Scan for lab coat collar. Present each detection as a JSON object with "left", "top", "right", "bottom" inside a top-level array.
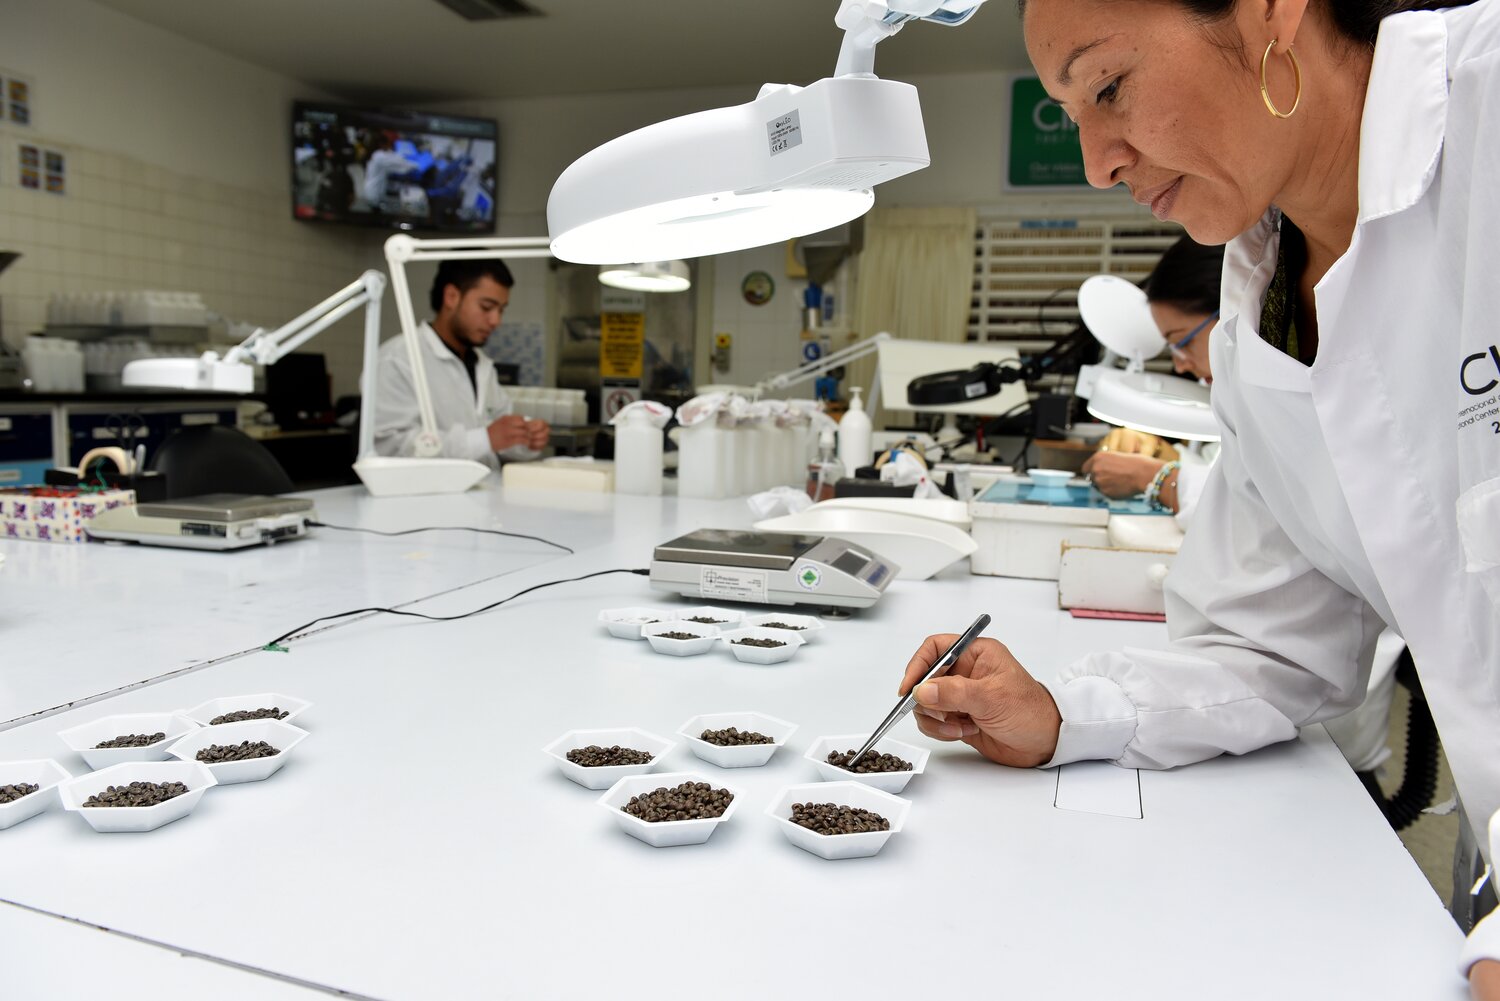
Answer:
[
  {"left": 418, "top": 320, "right": 472, "bottom": 370},
  {"left": 1357, "top": 11, "right": 1448, "bottom": 224}
]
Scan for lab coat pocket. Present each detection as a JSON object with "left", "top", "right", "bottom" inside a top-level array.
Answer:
[{"left": 1456, "top": 477, "right": 1500, "bottom": 606}]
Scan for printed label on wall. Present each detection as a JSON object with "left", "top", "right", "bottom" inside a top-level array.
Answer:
[
  {"left": 600, "top": 312, "right": 645, "bottom": 380},
  {"left": 701, "top": 566, "right": 769, "bottom": 603}
]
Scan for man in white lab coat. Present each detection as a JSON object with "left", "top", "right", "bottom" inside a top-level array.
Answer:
[{"left": 373, "top": 258, "right": 548, "bottom": 469}]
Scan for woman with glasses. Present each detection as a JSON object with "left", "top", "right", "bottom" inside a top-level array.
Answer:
[
  {"left": 1081, "top": 236, "right": 1223, "bottom": 523},
  {"left": 896, "top": 0, "right": 1500, "bottom": 989}
]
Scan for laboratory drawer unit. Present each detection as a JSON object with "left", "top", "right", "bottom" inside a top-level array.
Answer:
[{"left": 0, "top": 407, "right": 55, "bottom": 486}]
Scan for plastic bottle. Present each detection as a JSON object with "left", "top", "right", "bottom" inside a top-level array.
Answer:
[
  {"left": 837, "top": 386, "right": 873, "bottom": 475},
  {"left": 805, "top": 428, "right": 845, "bottom": 502},
  {"left": 611, "top": 400, "right": 670, "bottom": 495}
]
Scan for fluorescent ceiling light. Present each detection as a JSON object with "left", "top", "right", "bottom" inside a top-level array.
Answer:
[
  {"left": 599, "top": 261, "right": 691, "bottom": 293},
  {"left": 546, "top": 2, "right": 992, "bottom": 263}
]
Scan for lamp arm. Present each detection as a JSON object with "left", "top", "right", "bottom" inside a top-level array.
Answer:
[
  {"left": 222, "top": 272, "right": 386, "bottom": 368},
  {"left": 755, "top": 331, "right": 891, "bottom": 396},
  {"left": 833, "top": 0, "right": 989, "bottom": 77},
  {"left": 383, "top": 234, "right": 553, "bottom": 458}
]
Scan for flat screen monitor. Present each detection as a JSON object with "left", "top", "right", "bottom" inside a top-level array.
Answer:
[{"left": 292, "top": 102, "right": 497, "bottom": 233}]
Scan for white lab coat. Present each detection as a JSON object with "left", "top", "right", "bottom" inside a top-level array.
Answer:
[
  {"left": 1170, "top": 442, "right": 1215, "bottom": 530},
  {"left": 362, "top": 149, "right": 409, "bottom": 207},
  {"left": 373, "top": 321, "right": 537, "bottom": 470},
  {"left": 1037, "top": 2, "right": 1500, "bottom": 969}
]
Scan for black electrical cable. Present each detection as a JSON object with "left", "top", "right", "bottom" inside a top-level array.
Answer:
[
  {"left": 307, "top": 520, "right": 573, "bottom": 555},
  {"left": 1377, "top": 648, "right": 1442, "bottom": 832},
  {"left": 263, "top": 567, "right": 649, "bottom": 650}
]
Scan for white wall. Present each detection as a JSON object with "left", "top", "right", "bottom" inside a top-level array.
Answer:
[{"left": 0, "top": 0, "right": 384, "bottom": 397}]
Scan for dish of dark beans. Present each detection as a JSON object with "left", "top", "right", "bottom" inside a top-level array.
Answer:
[
  {"left": 758, "top": 622, "right": 806, "bottom": 630},
  {"left": 196, "top": 740, "right": 280, "bottom": 764},
  {"left": 732, "top": 637, "right": 786, "bottom": 649},
  {"left": 210, "top": 707, "right": 289, "bottom": 725},
  {"left": 567, "top": 744, "right": 654, "bottom": 767},
  {"left": 699, "top": 726, "right": 774, "bottom": 746},
  {"left": 0, "top": 783, "right": 39, "bottom": 805},
  {"left": 621, "top": 781, "right": 733, "bottom": 822},
  {"left": 93, "top": 732, "right": 167, "bottom": 750},
  {"left": 789, "top": 802, "right": 890, "bottom": 835},
  {"left": 826, "top": 749, "right": 913, "bottom": 773},
  {"left": 82, "top": 781, "right": 189, "bottom": 808},
  {"left": 655, "top": 631, "right": 703, "bottom": 641},
  {"left": 685, "top": 616, "right": 729, "bottom": 624}
]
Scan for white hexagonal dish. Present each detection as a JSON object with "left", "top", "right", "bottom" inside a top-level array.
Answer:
[
  {"left": 166, "top": 719, "right": 309, "bottom": 784},
  {"left": 597, "top": 771, "right": 742, "bottom": 848},
  {"left": 543, "top": 728, "right": 676, "bottom": 790},
  {"left": 675, "top": 712, "right": 798, "bottom": 768},
  {"left": 766, "top": 781, "right": 911, "bottom": 860},
  {"left": 58, "top": 761, "right": 217, "bottom": 833}
]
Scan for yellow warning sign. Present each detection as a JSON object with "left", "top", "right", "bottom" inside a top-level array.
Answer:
[{"left": 600, "top": 312, "right": 645, "bottom": 381}]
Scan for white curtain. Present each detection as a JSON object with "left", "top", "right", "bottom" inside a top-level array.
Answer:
[{"left": 848, "top": 206, "right": 977, "bottom": 426}]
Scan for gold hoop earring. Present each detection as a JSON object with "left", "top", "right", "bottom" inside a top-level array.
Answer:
[{"left": 1260, "top": 39, "right": 1303, "bottom": 119}]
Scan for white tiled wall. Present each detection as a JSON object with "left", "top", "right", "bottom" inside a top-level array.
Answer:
[{"left": 0, "top": 126, "right": 388, "bottom": 398}]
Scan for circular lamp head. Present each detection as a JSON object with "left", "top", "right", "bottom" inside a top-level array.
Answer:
[
  {"left": 1086, "top": 370, "right": 1219, "bottom": 442},
  {"left": 1078, "top": 275, "right": 1164, "bottom": 364},
  {"left": 598, "top": 261, "right": 692, "bottom": 293}
]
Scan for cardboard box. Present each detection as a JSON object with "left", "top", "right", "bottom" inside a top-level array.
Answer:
[{"left": 0, "top": 487, "right": 136, "bottom": 543}]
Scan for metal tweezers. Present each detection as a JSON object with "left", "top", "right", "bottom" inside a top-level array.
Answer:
[{"left": 847, "top": 613, "right": 991, "bottom": 768}]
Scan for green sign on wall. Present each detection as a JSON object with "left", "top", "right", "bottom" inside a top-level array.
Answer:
[{"left": 1007, "top": 76, "right": 1088, "bottom": 188}]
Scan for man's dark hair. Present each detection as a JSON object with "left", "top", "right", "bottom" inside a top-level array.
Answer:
[
  {"left": 429, "top": 258, "right": 514, "bottom": 313},
  {"left": 1144, "top": 236, "right": 1224, "bottom": 316}
]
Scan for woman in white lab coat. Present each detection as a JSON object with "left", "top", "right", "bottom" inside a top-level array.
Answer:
[
  {"left": 1082, "top": 236, "right": 1224, "bottom": 528},
  {"left": 897, "top": 0, "right": 1500, "bottom": 992}
]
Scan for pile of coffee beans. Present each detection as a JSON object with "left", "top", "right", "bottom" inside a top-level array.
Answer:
[
  {"left": 621, "top": 781, "right": 733, "bottom": 822},
  {"left": 699, "top": 726, "right": 774, "bottom": 746},
  {"left": 0, "top": 783, "right": 39, "bottom": 804},
  {"left": 789, "top": 802, "right": 890, "bottom": 835},
  {"left": 655, "top": 630, "right": 703, "bottom": 641},
  {"left": 94, "top": 732, "right": 166, "bottom": 749},
  {"left": 758, "top": 621, "right": 806, "bottom": 630},
  {"left": 567, "top": 744, "right": 653, "bottom": 767},
  {"left": 685, "top": 615, "right": 729, "bottom": 624},
  {"left": 196, "top": 740, "right": 280, "bottom": 764},
  {"left": 826, "top": 749, "right": 913, "bottom": 773},
  {"left": 732, "top": 638, "right": 786, "bottom": 649},
  {"left": 82, "top": 781, "right": 189, "bottom": 808},
  {"left": 210, "top": 707, "right": 289, "bottom": 725}
]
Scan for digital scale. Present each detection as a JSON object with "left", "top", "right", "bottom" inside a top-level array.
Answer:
[
  {"left": 86, "top": 494, "right": 315, "bottom": 550},
  {"left": 649, "top": 529, "right": 898, "bottom": 611}
]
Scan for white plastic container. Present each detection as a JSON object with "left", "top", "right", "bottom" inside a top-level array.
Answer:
[
  {"left": 0, "top": 759, "right": 72, "bottom": 831},
  {"left": 837, "top": 386, "right": 873, "bottom": 474},
  {"left": 542, "top": 727, "right": 676, "bottom": 790},
  {"left": 675, "top": 712, "right": 798, "bottom": 768},
  {"left": 611, "top": 400, "right": 670, "bottom": 496},
  {"left": 58, "top": 761, "right": 217, "bottom": 833},
  {"left": 766, "top": 781, "right": 911, "bottom": 860},
  {"left": 719, "top": 627, "right": 806, "bottom": 665},
  {"left": 642, "top": 621, "right": 720, "bottom": 657},
  {"left": 166, "top": 719, "right": 309, "bottom": 784},
  {"left": 596, "top": 771, "right": 742, "bottom": 847},
  {"left": 598, "top": 606, "right": 673, "bottom": 640},
  {"left": 58, "top": 713, "right": 201, "bottom": 771},
  {"left": 180, "top": 692, "right": 312, "bottom": 728},
  {"left": 803, "top": 734, "right": 930, "bottom": 794}
]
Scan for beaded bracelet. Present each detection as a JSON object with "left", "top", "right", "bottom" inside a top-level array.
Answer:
[{"left": 1144, "top": 461, "right": 1181, "bottom": 511}]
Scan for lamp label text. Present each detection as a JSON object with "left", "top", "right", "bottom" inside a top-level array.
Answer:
[{"left": 766, "top": 110, "right": 803, "bottom": 156}]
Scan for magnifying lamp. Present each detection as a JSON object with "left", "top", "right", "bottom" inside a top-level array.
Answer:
[
  {"left": 598, "top": 261, "right": 691, "bottom": 293},
  {"left": 546, "top": 1, "right": 990, "bottom": 263},
  {"left": 1075, "top": 273, "right": 1219, "bottom": 442}
]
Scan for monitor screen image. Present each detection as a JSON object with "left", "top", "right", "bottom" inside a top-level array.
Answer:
[{"left": 292, "top": 102, "right": 497, "bottom": 233}]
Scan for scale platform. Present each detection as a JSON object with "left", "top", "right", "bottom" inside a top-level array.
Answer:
[
  {"left": 649, "top": 529, "right": 897, "bottom": 611},
  {"left": 86, "top": 493, "right": 315, "bottom": 550}
]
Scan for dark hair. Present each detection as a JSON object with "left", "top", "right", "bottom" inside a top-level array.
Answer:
[
  {"left": 429, "top": 258, "right": 514, "bottom": 313},
  {"left": 1019, "top": 0, "right": 1480, "bottom": 46},
  {"left": 1143, "top": 235, "right": 1224, "bottom": 315}
]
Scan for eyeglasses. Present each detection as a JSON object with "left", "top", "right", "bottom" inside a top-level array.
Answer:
[{"left": 1169, "top": 310, "right": 1219, "bottom": 356}]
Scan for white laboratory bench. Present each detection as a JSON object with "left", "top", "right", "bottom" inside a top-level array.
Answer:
[{"left": 0, "top": 482, "right": 1468, "bottom": 999}]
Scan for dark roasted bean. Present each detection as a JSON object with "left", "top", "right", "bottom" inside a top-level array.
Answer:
[
  {"left": 685, "top": 616, "right": 727, "bottom": 624},
  {"left": 655, "top": 631, "right": 704, "bottom": 641},
  {"left": 81, "top": 781, "right": 189, "bottom": 808},
  {"left": 93, "top": 732, "right": 167, "bottom": 749},
  {"left": 0, "top": 783, "right": 39, "bottom": 805},
  {"left": 789, "top": 802, "right": 890, "bottom": 835},
  {"left": 758, "top": 621, "right": 806, "bottom": 630},
  {"left": 731, "top": 638, "right": 786, "bottom": 649},
  {"left": 620, "top": 781, "right": 733, "bottom": 822},
  {"left": 699, "top": 726, "right": 774, "bottom": 746},
  {"left": 195, "top": 741, "right": 280, "bottom": 764},
  {"left": 209, "top": 707, "right": 289, "bottom": 725},
  {"left": 566, "top": 744, "right": 654, "bottom": 767},
  {"left": 826, "top": 749, "right": 913, "bottom": 774}
]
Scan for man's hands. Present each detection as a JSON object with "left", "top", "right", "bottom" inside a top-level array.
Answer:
[
  {"left": 1081, "top": 451, "right": 1163, "bottom": 499},
  {"left": 487, "top": 415, "right": 550, "bottom": 453},
  {"left": 898, "top": 635, "right": 1063, "bottom": 768}
]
